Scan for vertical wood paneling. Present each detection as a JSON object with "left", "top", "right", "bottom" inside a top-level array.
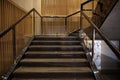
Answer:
[
  {"left": 67, "top": 0, "right": 81, "bottom": 14},
  {"left": 0, "top": 0, "right": 32, "bottom": 77},
  {"left": 41, "top": 0, "right": 94, "bottom": 35},
  {"left": 41, "top": 0, "right": 67, "bottom": 16},
  {"left": 67, "top": 13, "right": 80, "bottom": 34},
  {"left": 43, "top": 18, "right": 65, "bottom": 35}
]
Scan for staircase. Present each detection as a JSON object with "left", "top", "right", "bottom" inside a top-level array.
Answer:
[{"left": 11, "top": 34, "right": 96, "bottom": 80}]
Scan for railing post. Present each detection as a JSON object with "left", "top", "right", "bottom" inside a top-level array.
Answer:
[
  {"left": 119, "top": 40, "right": 120, "bottom": 51},
  {"left": 41, "top": 17, "right": 43, "bottom": 35},
  {"left": 80, "top": 2, "right": 83, "bottom": 30},
  {"left": 92, "top": 29, "right": 95, "bottom": 59},
  {"left": 33, "top": 10, "right": 35, "bottom": 36},
  {"left": 80, "top": 12, "right": 83, "bottom": 30},
  {"left": 65, "top": 18, "right": 67, "bottom": 34},
  {"left": 12, "top": 27, "right": 16, "bottom": 63},
  {"left": 92, "top": 0, "right": 94, "bottom": 12}
]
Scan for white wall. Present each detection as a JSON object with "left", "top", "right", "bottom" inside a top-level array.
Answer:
[
  {"left": 10, "top": 0, "right": 33, "bottom": 11},
  {"left": 33, "top": 0, "right": 41, "bottom": 14},
  {"left": 10, "top": 0, "right": 42, "bottom": 35},
  {"left": 33, "top": 0, "right": 42, "bottom": 35}
]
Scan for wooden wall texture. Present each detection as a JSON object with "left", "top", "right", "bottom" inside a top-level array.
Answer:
[
  {"left": 41, "top": 0, "right": 67, "bottom": 16},
  {"left": 0, "top": 0, "right": 32, "bottom": 77},
  {"left": 41, "top": 0, "right": 94, "bottom": 35}
]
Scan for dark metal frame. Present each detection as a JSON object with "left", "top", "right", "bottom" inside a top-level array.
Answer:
[
  {"left": 80, "top": 0, "right": 120, "bottom": 79},
  {"left": 81, "top": 38, "right": 104, "bottom": 80},
  {"left": 81, "top": 11, "right": 120, "bottom": 59}
]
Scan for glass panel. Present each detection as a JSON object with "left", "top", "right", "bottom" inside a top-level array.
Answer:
[
  {"left": 67, "top": 13, "right": 80, "bottom": 34},
  {"left": 0, "top": 30, "right": 13, "bottom": 76},
  {"left": 42, "top": 18, "right": 65, "bottom": 36},
  {"left": 35, "top": 12, "right": 42, "bottom": 35},
  {"left": 16, "top": 12, "right": 33, "bottom": 57},
  {"left": 82, "top": 12, "right": 120, "bottom": 71}
]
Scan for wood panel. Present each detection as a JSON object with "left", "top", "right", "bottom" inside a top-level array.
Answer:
[
  {"left": 0, "top": 0, "right": 32, "bottom": 77},
  {"left": 43, "top": 18, "right": 66, "bottom": 36},
  {"left": 67, "top": 13, "right": 80, "bottom": 34},
  {"left": 41, "top": 0, "right": 94, "bottom": 35},
  {"left": 67, "top": 0, "right": 81, "bottom": 14},
  {"left": 41, "top": 0, "right": 67, "bottom": 16}
]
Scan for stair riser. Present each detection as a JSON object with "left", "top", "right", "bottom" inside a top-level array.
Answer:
[
  {"left": 20, "top": 62, "right": 90, "bottom": 67},
  {"left": 13, "top": 72, "right": 93, "bottom": 78},
  {"left": 28, "top": 47, "right": 84, "bottom": 51},
  {"left": 24, "top": 54, "right": 86, "bottom": 58},
  {"left": 69, "top": 32, "right": 79, "bottom": 36},
  {"left": 31, "top": 42, "right": 81, "bottom": 45},
  {"left": 69, "top": 33, "right": 79, "bottom": 36},
  {"left": 34, "top": 38, "right": 80, "bottom": 41}
]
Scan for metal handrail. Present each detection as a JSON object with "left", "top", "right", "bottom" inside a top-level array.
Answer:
[
  {"left": 81, "top": 11, "right": 120, "bottom": 59},
  {"left": 42, "top": 16, "right": 66, "bottom": 18},
  {"left": 0, "top": 8, "right": 42, "bottom": 38},
  {"left": 0, "top": 9, "right": 34, "bottom": 38},
  {"left": 66, "top": 10, "right": 80, "bottom": 18},
  {"left": 81, "top": 0, "right": 93, "bottom": 10},
  {"left": 33, "top": 8, "right": 42, "bottom": 17}
]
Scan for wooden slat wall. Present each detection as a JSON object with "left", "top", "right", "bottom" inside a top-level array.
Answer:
[
  {"left": 43, "top": 18, "right": 65, "bottom": 35},
  {"left": 41, "top": 0, "right": 67, "bottom": 35},
  {"left": 41, "top": 0, "right": 67, "bottom": 16},
  {"left": 67, "top": 0, "right": 81, "bottom": 14},
  {"left": 0, "top": 0, "right": 32, "bottom": 77},
  {"left": 67, "top": 13, "right": 80, "bottom": 34},
  {"left": 41, "top": 0, "right": 95, "bottom": 35}
]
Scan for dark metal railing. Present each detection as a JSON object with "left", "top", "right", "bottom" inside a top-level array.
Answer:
[
  {"left": 81, "top": 0, "right": 93, "bottom": 10},
  {"left": 80, "top": 0, "right": 120, "bottom": 59},
  {"left": 42, "top": 16, "right": 66, "bottom": 18},
  {"left": 81, "top": 11, "right": 120, "bottom": 59},
  {"left": 66, "top": 11, "right": 80, "bottom": 18}
]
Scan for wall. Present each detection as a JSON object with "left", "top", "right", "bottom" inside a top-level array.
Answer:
[
  {"left": 33, "top": 0, "right": 42, "bottom": 35},
  {"left": 33, "top": 0, "right": 41, "bottom": 14},
  {"left": 40, "top": 0, "right": 93, "bottom": 35},
  {"left": 10, "top": 0, "right": 42, "bottom": 35},
  {"left": 100, "top": 0, "right": 120, "bottom": 40},
  {"left": 9, "top": 0, "right": 97, "bottom": 35},
  {"left": 0, "top": 0, "right": 32, "bottom": 77},
  {"left": 10, "top": 0, "right": 33, "bottom": 11},
  {"left": 101, "top": 41, "right": 119, "bottom": 70},
  {"left": 41, "top": 0, "right": 67, "bottom": 16}
]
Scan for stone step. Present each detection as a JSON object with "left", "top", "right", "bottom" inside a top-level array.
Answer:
[
  {"left": 13, "top": 67, "right": 93, "bottom": 78},
  {"left": 12, "top": 78, "right": 95, "bottom": 80},
  {"left": 31, "top": 41, "right": 81, "bottom": 45},
  {"left": 20, "top": 58, "right": 89, "bottom": 67},
  {"left": 28, "top": 46, "right": 84, "bottom": 51},
  {"left": 34, "top": 36, "right": 80, "bottom": 41},
  {"left": 24, "top": 53, "right": 86, "bottom": 58}
]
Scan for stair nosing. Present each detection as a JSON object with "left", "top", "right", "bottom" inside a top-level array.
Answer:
[
  {"left": 14, "top": 67, "right": 92, "bottom": 73},
  {"left": 21, "top": 58, "right": 88, "bottom": 63}
]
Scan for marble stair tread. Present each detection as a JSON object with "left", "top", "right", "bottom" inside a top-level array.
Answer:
[
  {"left": 12, "top": 78, "right": 95, "bottom": 80},
  {"left": 30, "top": 45, "right": 82, "bottom": 48},
  {"left": 25, "top": 51, "right": 85, "bottom": 54},
  {"left": 32, "top": 41, "right": 80, "bottom": 42},
  {"left": 14, "top": 67, "right": 92, "bottom": 73},
  {"left": 34, "top": 36, "right": 79, "bottom": 38},
  {"left": 21, "top": 58, "right": 88, "bottom": 63}
]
